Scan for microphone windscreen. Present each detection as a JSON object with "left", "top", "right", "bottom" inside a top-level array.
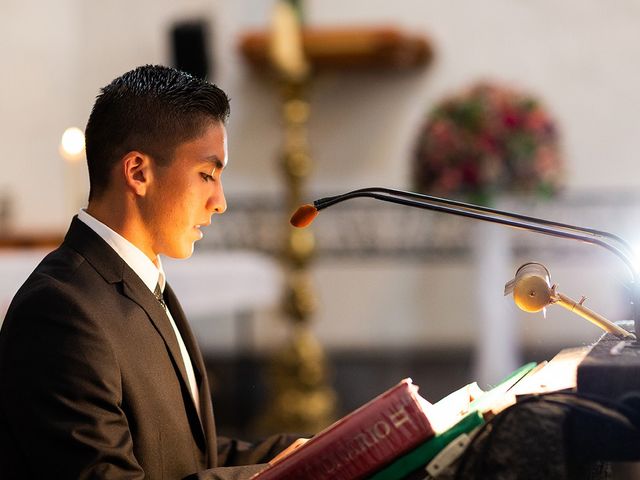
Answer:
[{"left": 290, "top": 204, "right": 318, "bottom": 228}]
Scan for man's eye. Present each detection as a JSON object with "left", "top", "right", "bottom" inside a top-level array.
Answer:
[{"left": 200, "top": 173, "right": 214, "bottom": 182}]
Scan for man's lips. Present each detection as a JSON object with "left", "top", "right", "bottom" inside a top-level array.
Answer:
[{"left": 193, "top": 221, "right": 210, "bottom": 239}]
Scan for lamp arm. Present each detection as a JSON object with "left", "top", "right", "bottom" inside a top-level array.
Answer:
[{"left": 551, "top": 291, "right": 635, "bottom": 340}]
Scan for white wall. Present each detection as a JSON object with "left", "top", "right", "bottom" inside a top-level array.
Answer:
[
  {"left": 2, "top": 1, "right": 640, "bottom": 371},
  {"left": 3, "top": 0, "right": 640, "bottom": 229}
]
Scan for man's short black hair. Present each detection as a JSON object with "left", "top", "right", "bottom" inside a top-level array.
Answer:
[{"left": 85, "top": 64, "right": 230, "bottom": 200}]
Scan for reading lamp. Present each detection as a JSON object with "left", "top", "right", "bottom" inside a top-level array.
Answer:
[
  {"left": 290, "top": 186, "right": 639, "bottom": 341},
  {"left": 504, "top": 262, "right": 635, "bottom": 340}
]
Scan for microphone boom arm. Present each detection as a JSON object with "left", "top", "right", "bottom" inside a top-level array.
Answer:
[
  {"left": 309, "top": 187, "right": 640, "bottom": 337},
  {"left": 316, "top": 187, "right": 636, "bottom": 260}
]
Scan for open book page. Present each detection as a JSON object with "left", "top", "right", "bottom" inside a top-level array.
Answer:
[
  {"left": 480, "top": 347, "right": 591, "bottom": 415},
  {"left": 427, "top": 362, "right": 539, "bottom": 431},
  {"left": 483, "top": 362, "right": 549, "bottom": 415},
  {"left": 427, "top": 383, "right": 483, "bottom": 433},
  {"left": 509, "top": 346, "right": 590, "bottom": 396}
]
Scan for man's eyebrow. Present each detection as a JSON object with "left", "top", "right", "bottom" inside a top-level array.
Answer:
[{"left": 202, "top": 155, "right": 226, "bottom": 169}]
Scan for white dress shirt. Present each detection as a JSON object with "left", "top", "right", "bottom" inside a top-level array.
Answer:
[{"left": 77, "top": 209, "right": 201, "bottom": 417}]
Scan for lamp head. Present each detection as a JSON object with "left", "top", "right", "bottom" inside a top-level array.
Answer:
[{"left": 505, "top": 262, "right": 553, "bottom": 313}]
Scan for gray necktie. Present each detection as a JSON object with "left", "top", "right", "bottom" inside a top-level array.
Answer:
[{"left": 154, "top": 283, "right": 166, "bottom": 310}]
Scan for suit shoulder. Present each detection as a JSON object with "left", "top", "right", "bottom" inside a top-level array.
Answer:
[
  {"left": 0, "top": 246, "right": 121, "bottom": 372},
  {"left": 4, "top": 245, "right": 109, "bottom": 323}
]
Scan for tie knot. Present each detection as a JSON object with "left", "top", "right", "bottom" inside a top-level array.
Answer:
[{"left": 154, "top": 283, "right": 166, "bottom": 309}]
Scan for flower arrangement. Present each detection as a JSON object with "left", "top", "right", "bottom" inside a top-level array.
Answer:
[{"left": 412, "top": 82, "right": 563, "bottom": 204}]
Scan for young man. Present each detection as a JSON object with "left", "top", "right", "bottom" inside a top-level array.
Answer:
[{"left": 0, "top": 65, "right": 295, "bottom": 479}]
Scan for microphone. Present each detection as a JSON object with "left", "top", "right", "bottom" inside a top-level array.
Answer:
[
  {"left": 290, "top": 186, "right": 640, "bottom": 338},
  {"left": 290, "top": 204, "right": 318, "bottom": 228}
]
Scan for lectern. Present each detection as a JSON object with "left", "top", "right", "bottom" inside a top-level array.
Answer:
[{"left": 291, "top": 186, "right": 640, "bottom": 475}]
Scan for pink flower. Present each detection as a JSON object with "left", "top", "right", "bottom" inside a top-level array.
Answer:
[{"left": 413, "top": 81, "right": 563, "bottom": 199}]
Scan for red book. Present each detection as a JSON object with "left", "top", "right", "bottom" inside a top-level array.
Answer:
[{"left": 252, "top": 379, "right": 436, "bottom": 480}]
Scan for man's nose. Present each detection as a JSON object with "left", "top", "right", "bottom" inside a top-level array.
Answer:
[{"left": 208, "top": 185, "right": 226, "bottom": 214}]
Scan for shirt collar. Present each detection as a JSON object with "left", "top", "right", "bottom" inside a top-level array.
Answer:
[{"left": 77, "top": 209, "right": 165, "bottom": 293}]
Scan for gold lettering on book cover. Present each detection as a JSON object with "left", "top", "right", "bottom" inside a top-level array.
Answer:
[{"left": 390, "top": 405, "right": 417, "bottom": 430}]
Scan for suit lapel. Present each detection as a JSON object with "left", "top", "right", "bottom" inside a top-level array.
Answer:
[
  {"left": 120, "top": 269, "right": 194, "bottom": 404},
  {"left": 63, "top": 217, "right": 209, "bottom": 453},
  {"left": 164, "top": 284, "right": 217, "bottom": 464},
  {"left": 163, "top": 285, "right": 203, "bottom": 385}
]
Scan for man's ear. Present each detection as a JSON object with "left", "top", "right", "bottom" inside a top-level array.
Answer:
[{"left": 122, "top": 151, "right": 152, "bottom": 196}]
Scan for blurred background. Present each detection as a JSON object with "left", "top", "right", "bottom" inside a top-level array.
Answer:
[{"left": 2, "top": 0, "right": 640, "bottom": 439}]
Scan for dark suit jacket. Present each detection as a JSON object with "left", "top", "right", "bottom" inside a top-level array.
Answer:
[{"left": 0, "top": 218, "right": 293, "bottom": 479}]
